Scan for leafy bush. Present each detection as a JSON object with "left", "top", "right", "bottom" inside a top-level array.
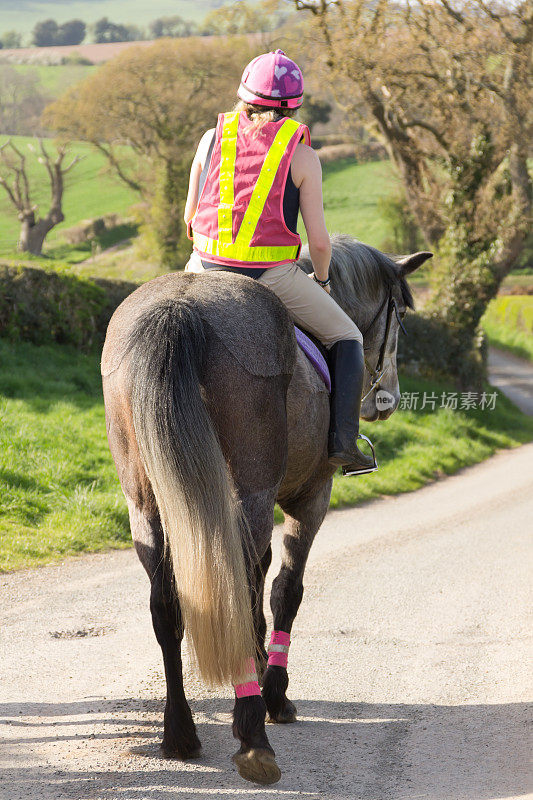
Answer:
[
  {"left": 32, "top": 19, "right": 86, "bottom": 48},
  {"left": 397, "top": 310, "right": 487, "bottom": 389},
  {"left": 0, "top": 264, "right": 136, "bottom": 349},
  {"left": 61, "top": 53, "right": 94, "bottom": 66}
]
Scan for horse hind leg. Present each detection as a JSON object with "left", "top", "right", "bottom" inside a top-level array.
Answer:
[
  {"left": 231, "top": 490, "right": 281, "bottom": 785},
  {"left": 150, "top": 563, "right": 202, "bottom": 758},
  {"left": 262, "top": 480, "right": 332, "bottom": 724},
  {"left": 253, "top": 544, "right": 272, "bottom": 683},
  {"left": 128, "top": 499, "right": 201, "bottom": 759}
]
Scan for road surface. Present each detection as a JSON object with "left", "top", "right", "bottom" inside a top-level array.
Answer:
[
  {"left": 1, "top": 440, "right": 532, "bottom": 800},
  {"left": 488, "top": 347, "right": 533, "bottom": 415}
]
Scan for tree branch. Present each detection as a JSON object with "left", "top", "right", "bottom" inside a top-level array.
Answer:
[
  {"left": 403, "top": 118, "right": 449, "bottom": 152},
  {"left": 474, "top": 0, "right": 533, "bottom": 45},
  {"left": 0, "top": 175, "right": 20, "bottom": 210},
  {"left": 93, "top": 142, "right": 142, "bottom": 193},
  {"left": 62, "top": 155, "right": 84, "bottom": 173}
]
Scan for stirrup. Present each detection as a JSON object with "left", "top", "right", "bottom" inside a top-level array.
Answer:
[{"left": 341, "top": 434, "right": 378, "bottom": 477}]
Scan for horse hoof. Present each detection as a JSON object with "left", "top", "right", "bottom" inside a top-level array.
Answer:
[
  {"left": 232, "top": 748, "right": 281, "bottom": 785},
  {"left": 267, "top": 699, "right": 297, "bottom": 724},
  {"left": 161, "top": 742, "right": 202, "bottom": 760}
]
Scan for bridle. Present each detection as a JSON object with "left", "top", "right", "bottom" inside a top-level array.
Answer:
[{"left": 360, "top": 286, "right": 407, "bottom": 403}]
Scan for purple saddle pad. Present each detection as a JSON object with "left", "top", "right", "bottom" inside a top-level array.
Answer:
[{"left": 294, "top": 326, "right": 331, "bottom": 393}]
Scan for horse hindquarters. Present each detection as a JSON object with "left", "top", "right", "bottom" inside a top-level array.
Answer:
[
  {"left": 106, "top": 298, "right": 289, "bottom": 783},
  {"left": 126, "top": 299, "right": 255, "bottom": 687}
]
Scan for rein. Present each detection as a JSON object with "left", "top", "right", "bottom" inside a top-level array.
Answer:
[{"left": 360, "top": 286, "right": 407, "bottom": 402}]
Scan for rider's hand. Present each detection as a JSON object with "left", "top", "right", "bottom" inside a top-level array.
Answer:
[{"left": 309, "top": 272, "right": 331, "bottom": 294}]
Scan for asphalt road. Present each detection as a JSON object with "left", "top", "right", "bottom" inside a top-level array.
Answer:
[
  {"left": 1, "top": 439, "right": 532, "bottom": 800},
  {"left": 488, "top": 347, "right": 533, "bottom": 415}
]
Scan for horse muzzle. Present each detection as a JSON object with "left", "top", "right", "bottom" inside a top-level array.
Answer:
[{"left": 361, "top": 388, "right": 398, "bottom": 421}]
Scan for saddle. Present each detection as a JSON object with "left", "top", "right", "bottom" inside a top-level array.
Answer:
[{"left": 294, "top": 327, "right": 331, "bottom": 392}]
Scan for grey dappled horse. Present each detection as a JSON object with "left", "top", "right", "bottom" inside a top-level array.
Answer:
[{"left": 101, "top": 235, "right": 430, "bottom": 785}]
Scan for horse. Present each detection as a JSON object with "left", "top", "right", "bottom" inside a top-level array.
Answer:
[{"left": 101, "top": 234, "right": 431, "bottom": 785}]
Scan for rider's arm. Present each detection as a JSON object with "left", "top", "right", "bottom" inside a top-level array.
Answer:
[
  {"left": 183, "top": 128, "right": 215, "bottom": 225},
  {"left": 291, "top": 143, "right": 331, "bottom": 283}
]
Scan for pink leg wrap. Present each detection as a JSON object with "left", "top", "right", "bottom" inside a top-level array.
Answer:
[
  {"left": 267, "top": 630, "right": 291, "bottom": 669},
  {"left": 234, "top": 657, "right": 261, "bottom": 698}
]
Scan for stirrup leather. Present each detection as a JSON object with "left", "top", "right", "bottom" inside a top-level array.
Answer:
[{"left": 341, "top": 434, "right": 379, "bottom": 477}]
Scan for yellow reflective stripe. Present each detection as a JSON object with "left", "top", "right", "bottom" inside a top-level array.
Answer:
[
  {"left": 217, "top": 111, "right": 239, "bottom": 244},
  {"left": 235, "top": 118, "right": 301, "bottom": 248},
  {"left": 193, "top": 231, "right": 299, "bottom": 263}
]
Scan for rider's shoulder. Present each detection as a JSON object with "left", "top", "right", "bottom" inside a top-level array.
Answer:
[
  {"left": 293, "top": 142, "right": 320, "bottom": 164},
  {"left": 195, "top": 127, "right": 216, "bottom": 166},
  {"left": 291, "top": 142, "right": 321, "bottom": 183},
  {"left": 201, "top": 126, "right": 216, "bottom": 142},
  {"left": 198, "top": 127, "right": 216, "bottom": 149}
]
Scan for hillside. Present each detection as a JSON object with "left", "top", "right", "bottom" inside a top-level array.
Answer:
[{"left": 0, "top": 0, "right": 228, "bottom": 39}]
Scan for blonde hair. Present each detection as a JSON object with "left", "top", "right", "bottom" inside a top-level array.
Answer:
[{"left": 234, "top": 99, "right": 296, "bottom": 138}]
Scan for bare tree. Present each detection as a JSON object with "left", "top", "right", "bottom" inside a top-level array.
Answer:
[
  {"left": 292, "top": 0, "right": 532, "bottom": 381},
  {"left": 0, "top": 139, "right": 82, "bottom": 255}
]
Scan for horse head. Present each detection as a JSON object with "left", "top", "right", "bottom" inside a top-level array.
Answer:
[{"left": 358, "top": 249, "right": 433, "bottom": 421}]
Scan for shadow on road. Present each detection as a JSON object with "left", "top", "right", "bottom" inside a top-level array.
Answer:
[{"left": 1, "top": 696, "right": 530, "bottom": 799}]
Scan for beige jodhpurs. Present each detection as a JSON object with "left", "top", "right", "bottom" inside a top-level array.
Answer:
[{"left": 184, "top": 253, "right": 362, "bottom": 349}]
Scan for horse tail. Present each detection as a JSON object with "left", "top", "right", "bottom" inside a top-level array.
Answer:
[{"left": 127, "top": 299, "right": 254, "bottom": 686}]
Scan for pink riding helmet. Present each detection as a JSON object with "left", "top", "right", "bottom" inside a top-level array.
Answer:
[{"left": 238, "top": 49, "right": 304, "bottom": 109}]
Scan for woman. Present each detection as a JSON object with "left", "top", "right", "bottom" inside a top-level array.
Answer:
[{"left": 184, "top": 49, "right": 375, "bottom": 476}]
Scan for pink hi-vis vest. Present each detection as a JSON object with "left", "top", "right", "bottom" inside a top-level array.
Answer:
[{"left": 191, "top": 109, "right": 311, "bottom": 268}]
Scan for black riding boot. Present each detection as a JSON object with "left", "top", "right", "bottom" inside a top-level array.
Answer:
[{"left": 328, "top": 339, "right": 378, "bottom": 476}]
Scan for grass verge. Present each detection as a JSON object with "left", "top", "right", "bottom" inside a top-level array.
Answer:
[
  {"left": 481, "top": 295, "right": 533, "bottom": 362},
  {"left": 2, "top": 339, "right": 532, "bottom": 571},
  {"left": 330, "top": 372, "right": 533, "bottom": 508},
  {"left": 0, "top": 340, "right": 129, "bottom": 572}
]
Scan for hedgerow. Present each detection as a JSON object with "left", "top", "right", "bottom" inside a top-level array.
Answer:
[{"left": 0, "top": 263, "right": 136, "bottom": 349}]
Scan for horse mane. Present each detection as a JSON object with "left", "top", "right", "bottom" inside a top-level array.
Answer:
[{"left": 297, "top": 234, "right": 414, "bottom": 316}]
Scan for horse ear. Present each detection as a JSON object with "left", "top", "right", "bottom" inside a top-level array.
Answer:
[{"left": 396, "top": 251, "right": 433, "bottom": 276}]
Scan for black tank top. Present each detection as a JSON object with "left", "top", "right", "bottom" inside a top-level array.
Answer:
[{"left": 197, "top": 131, "right": 300, "bottom": 278}]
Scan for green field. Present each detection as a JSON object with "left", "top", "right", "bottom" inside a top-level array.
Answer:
[
  {"left": 1, "top": 337, "right": 531, "bottom": 571},
  {"left": 11, "top": 63, "right": 97, "bottom": 94},
  {"left": 321, "top": 158, "right": 396, "bottom": 248},
  {"left": 0, "top": 136, "right": 139, "bottom": 257},
  {"left": 482, "top": 295, "right": 533, "bottom": 361},
  {"left": 0, "top": 1, "right": 226, "bottom": 39}
]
